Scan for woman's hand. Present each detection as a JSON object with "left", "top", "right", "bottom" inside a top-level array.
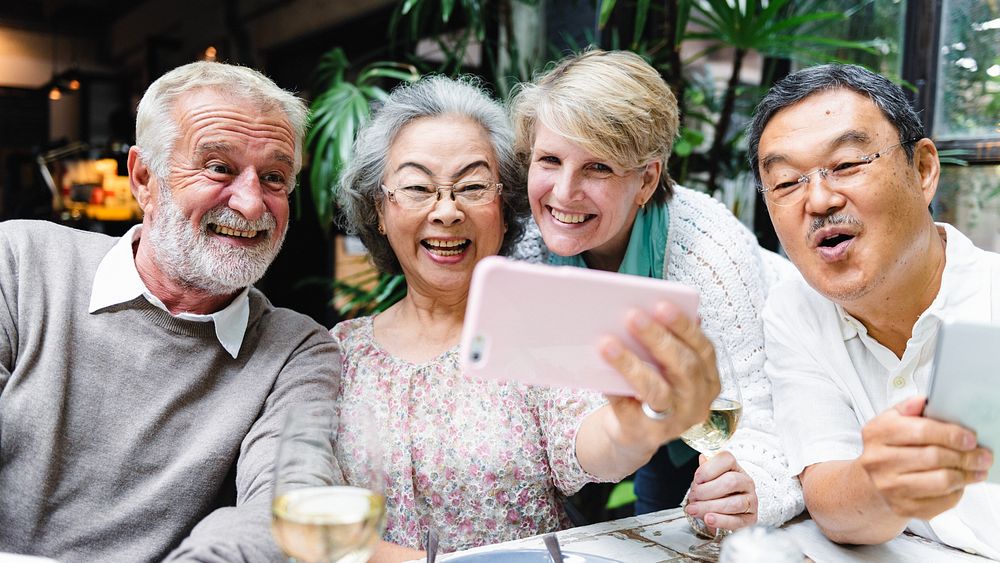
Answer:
[
  {"left": 575, "top": 300, "right": 720, "bottom": 480},
  {"left": 368, "top": 540, "right": 426, "bottom": 562},
  {"left": 601, "top": 300, "right": 720, "bottom": 451},
  {"left": 685, "top": 452, "right": 758, "bottom": 532}
]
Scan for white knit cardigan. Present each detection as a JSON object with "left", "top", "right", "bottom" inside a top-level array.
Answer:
[{"left": 512, "top": 185, "right": 804, "bottom": 527}]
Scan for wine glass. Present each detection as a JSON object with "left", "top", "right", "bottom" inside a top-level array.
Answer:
[
  {"left": 679, "top": 343, "right": 743, "bottom": 561},
  {"left": 271, "top": 402, "right": 387, "bottom": 563}
]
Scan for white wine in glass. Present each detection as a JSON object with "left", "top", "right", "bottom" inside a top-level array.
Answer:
[
  {"left": 272, "top": 403, "right": 386, "bottom": 563},
  {"left": 680, "top": 344, "right": 743, "bottom": 561},
  {"left": 680, "top": 397, "right": 742, "bottom": 455},
  {"left": 272, "top": 485, "right": 385, "bottom": 563}
]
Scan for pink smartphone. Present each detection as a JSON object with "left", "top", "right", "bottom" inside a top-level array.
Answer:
[{"left": 459, "top": 256, "right": 700, "bottom": 396}]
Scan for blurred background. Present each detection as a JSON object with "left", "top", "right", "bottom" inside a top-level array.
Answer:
[{"left": 0, "top": 0, "right": 997, "bottom": 329}]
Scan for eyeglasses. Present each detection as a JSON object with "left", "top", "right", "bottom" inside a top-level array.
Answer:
[
  {"left": 759, "top": 139, "right": 918, "bottom": 207},
  {"left": 380, "top": 181, "right": 503, "bottom": 209}
]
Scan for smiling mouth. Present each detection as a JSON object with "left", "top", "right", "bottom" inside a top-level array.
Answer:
[
  {"left": 548, "top": 206, "right": 594, "bottom": 225},
  {"left": 422, "top": 238, "right": 470, "bottom": 256},
  {"left": 818, "top": 233, "right": 854, "bottom": 248},
  {"left": 211, "top": 224, "right": 264, "bottom": 239}
]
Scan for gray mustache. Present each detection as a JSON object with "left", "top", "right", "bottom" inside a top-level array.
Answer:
[
  {"left": 808, "top": 213, "right": 862, "bottom": 239},
  {"left": 202, "top": 207, "right": 276, "bottom": 232}
]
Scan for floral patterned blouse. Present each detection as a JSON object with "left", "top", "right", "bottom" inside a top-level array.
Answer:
[{"left": 329, "top": 317, "right": 607, "bottom": 553}]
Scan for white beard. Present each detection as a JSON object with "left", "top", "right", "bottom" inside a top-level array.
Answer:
[{"left": 145, "top": 183, "right": 287, "bottom": 295}]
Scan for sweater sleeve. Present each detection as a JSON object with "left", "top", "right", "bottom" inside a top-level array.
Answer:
[
  {"left": 0, "top": 227, "right": 18, "bottom": 392},
  {"left": 510, "top": 220, "right": 548, "bottom": 264},
  {"left": 164, "top": 326, "right": 341, "bottom": 562},
  {"left": 665, "top": 188, "right": 804, "bottom": 527}
]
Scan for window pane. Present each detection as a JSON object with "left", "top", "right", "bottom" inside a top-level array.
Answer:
[
  {"left": 933, "top": 0, "right": 1000, "bottom": 140},
  {"left": 795, "top": 0, "right": 905, "bottom": 77},
  {"left": 933, "top": 164, "right": 1000, "bottom": 252}
]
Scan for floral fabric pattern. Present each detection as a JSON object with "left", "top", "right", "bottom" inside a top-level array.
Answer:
[{"left": 330, "top": 317, "right": 606, "bottom": 552}]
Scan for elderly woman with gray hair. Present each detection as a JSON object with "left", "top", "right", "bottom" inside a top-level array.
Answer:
[{"left": 331, "top": 75, "right": 719, "bottom": 560}]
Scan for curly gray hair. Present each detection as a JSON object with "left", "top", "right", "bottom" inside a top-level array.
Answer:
[{"left": 337, "top": 75, "right": 529, "bottom": 275}]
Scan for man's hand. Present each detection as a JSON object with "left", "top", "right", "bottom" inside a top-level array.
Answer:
[
  {"left": 685, "top": 452, "right": 758, "bottom": 532},
  {"left": 858, "top": 395, "right": 992, "bottom": 520}
]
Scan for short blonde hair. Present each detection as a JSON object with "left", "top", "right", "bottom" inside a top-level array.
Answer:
[{"left": 510, "top": 49, "right": 679, "bottom": 203}]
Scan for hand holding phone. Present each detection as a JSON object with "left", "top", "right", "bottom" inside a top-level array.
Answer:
[{"left": 925, "top": 320, "right": 1000, "bottom": 482}]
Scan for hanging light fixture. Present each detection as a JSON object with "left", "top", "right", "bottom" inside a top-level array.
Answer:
[{"left": 48, "top": 32, "right": 62, "bottom": 101}]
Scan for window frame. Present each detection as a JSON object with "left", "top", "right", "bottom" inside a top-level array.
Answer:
[{"left": 903, "top": 0, "right": 1000, "bottom": 164}]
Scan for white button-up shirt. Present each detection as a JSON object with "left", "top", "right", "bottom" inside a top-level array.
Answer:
[
  {"left": 764, "top": 223, "right": 1000, "bottom": 559},
  {"left": 88, "top": 225, "right": 250, "bottom": 358}
]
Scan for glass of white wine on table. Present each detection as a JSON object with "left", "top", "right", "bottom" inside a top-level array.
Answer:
[
  {"left": 680, "top": 345, "right": 743, "bottom": 562},
  {"left": 272, "top": 402, "right": 387, "bottom": 563}
]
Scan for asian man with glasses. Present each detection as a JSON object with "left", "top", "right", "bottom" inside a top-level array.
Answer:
[{"left": 748, "top": 63, "right": 1000, "bottom": 558}]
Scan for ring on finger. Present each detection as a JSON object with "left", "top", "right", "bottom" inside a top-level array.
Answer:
[
  {"left": 743, "top": 497, "right": 752, "bottom": 514},
  {"left": 641, "top": 402, "right": 671, "bottom": 421}
]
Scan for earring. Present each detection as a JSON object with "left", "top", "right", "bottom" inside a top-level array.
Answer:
[{"left": 378, "top": 223, "right": 386, "bottom": 235}]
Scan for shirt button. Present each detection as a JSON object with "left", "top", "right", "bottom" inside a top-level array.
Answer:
[{"left": 892, "top": 376, "right": 906, "bottom": 389}]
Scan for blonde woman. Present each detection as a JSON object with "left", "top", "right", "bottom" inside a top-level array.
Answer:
[{"left": 510, "top": 49, "right": 803, "bottom": 530}]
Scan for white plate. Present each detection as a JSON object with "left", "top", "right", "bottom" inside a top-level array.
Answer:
[
  {"left": 0, "top": 554, "right": 59, "bottom": 563},
  {"left": 446, "top": 549, "right": 620, "bottom": 562}
]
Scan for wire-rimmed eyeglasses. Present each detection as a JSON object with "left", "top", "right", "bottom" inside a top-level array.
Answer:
[
  {"left": 380, "top": 181, "right": 503, "bottom": 209},
  {"left": 759, "top": 139, "right": 919, "bottom": 207}
]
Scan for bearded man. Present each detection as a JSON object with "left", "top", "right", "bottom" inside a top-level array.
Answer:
[{"left": 0, "top": 62, "right": 339, "bottom": 562}]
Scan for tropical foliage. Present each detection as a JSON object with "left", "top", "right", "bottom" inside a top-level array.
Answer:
[{"left": 306, "top": 48, "right": 420, "bottom": 226}]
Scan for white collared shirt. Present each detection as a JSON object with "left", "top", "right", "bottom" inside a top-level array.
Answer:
[
  {"left": 88, "top": 224, "right": 250, "bottom": 359},
  {"left": 764, "top": 223, "right": 1000, "bottom": 559}
]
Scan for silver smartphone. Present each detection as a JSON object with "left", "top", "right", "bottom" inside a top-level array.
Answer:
[{"left": 925, "top": 320, "right": 1000, "bottom": 483}]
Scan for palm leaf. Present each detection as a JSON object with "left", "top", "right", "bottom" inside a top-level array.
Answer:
[{"left": 598, "top": 0, "right": 618, "bottom": 28}]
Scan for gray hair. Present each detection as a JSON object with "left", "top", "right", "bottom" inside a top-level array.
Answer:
[
  {"left": 337, "top": 75, "right": 529, "bottom": 275},
  {"left": 135, "top": 61, "right": 309, "bottom": 185},
  {"left": 747, "top": 63, "right": 924, "bottom": 189}
]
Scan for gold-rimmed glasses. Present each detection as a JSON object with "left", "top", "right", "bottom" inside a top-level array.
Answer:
[
  {"left": 759, "top": 139, "right": 918, "bottom": 207},
  {"left": 380, "top": 181, "right": 503, "bottom": 209}
]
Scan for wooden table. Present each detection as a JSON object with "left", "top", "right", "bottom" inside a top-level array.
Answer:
[{"left": 425, "top": 508, "right": 992, "bottom": 562}]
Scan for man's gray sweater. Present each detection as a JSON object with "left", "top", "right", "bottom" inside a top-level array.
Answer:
[{"left": 0, "top": 220, "right": 340, "bottom": 562}]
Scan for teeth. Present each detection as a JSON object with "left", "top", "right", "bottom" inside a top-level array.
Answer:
[
  {"left": 429, "top": 248, "right": 463, "bottom": 256},
  {"left": 423, "top": 238, "right": 468, "bottom": 256},
  {"left": 212, "top": 224, "right": 259, "bottom": 238},
  {"left": 550, "top": 208, "right": 589, "bottom": 224},
  {"left": 424, "top": 239, "right": 466, "bottom": 248}
]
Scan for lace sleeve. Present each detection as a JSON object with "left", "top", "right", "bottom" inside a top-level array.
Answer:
[{"left": 666, "top": 188, "right": 804, "bottom": 526}]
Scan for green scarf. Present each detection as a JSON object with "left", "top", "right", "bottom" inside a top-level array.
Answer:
[{"left": 547, "top": 202, "right": 697, "bottom": 467}]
